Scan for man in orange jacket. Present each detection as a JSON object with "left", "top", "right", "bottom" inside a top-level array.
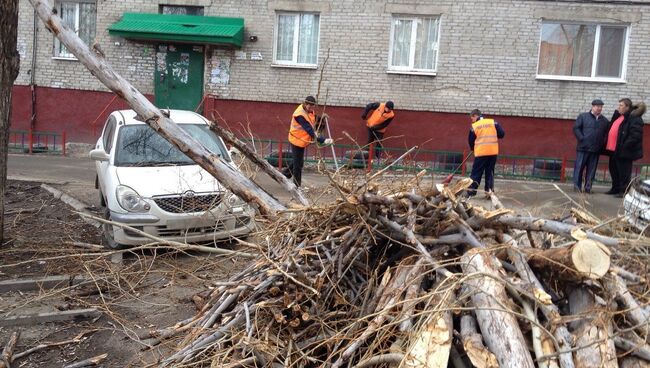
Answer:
[
  {"left": 362, "top": 101, "right": 395, "bottom": 159},
  {"left": 467, "top": 109, "right": 505, "bottom": 197},
  {"left": 283, "top": 96, "right": 332, "bottom": 187}
]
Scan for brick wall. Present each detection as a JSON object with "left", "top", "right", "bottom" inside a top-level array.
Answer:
[{"left": 15, "top": 0, "right": 650, "bottom": 120}]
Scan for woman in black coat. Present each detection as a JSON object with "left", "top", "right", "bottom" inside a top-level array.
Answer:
[{"left": 605, "top": 101, "right": 646, "bottom": 196}]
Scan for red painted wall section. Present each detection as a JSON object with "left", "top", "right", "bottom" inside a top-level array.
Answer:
[
  {"left": 9, "top": 88, "right": 650, "bottom": 164},
  {"left": 208, "top": 98, "right": 650, "bottom": 162},
  {"left": 10, "top": 85, "right": 151, "bottom": 143}
]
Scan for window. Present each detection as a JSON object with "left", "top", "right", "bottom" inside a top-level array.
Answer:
[
  {"left": 160, "top": 5, "right": 204, "bottom": 16},
  {"left": 55, "top": 0, "right": 96, "bottom": 59},
  {"left": 388, "top": 15, "right": 440, "bottom": 74},
  {"left": 537, "top": 22, "right": 628, "bottom": 81},
  {"left": 102, "top": 116, "right": 116, "bottom": 153},
  {"left": 273, "top": 12, "right": 320, "bottom": 67}
]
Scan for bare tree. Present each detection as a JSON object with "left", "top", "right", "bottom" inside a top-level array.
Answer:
[
  {"left": 28, "top": 0, "right": 287, "bottom": 217},
  {"left": 0, "top": 0, "right": 21, "bottom": 244}
]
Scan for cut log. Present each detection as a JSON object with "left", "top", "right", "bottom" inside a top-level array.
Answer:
[
  {"left": 400, "top": 310, "right": 453, "bottom": 368},
  {"left": 568, "top": 287, "right": 617, "bottom": 368},
  {"left": 460, "top": 314, "right": 498, "bottom": 368},
  {"left": 523, "top": 239, "right": 611, "bottom": 281},
  {"left": 28, "top": 0, "right": 285, "bottom": 217},
  {"left": 461, "top": 248, "right": 535, "bottom": 368}
]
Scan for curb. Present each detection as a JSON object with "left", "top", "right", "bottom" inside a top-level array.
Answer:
[{"left": 40, "top": 184, "right": 101, "bottom": 228}]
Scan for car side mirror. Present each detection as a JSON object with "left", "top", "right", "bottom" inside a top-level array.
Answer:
[{"left": 89, "top": 148, "right": 110, "bottom": 162}]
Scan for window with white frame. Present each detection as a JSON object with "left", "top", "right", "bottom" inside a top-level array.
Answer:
[
  {"left": 537, "top": 22, "right": 628, "bottom": 81},
  {"left": 389, "top": 15, "right": 440, "bottom": 74},
  {"left": 274, "top": 12, "right": 320, "bottom": 67},
  {"left": 54, "top": 0, "right": 96, "bottom": 59}
]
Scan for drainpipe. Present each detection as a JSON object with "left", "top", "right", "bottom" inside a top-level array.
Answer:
[{"left": 30, "top": 9, "right": 38, "bottom": 131}]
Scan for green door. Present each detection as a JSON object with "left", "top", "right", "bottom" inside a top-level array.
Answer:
[{"left": 155, "top": 44, "right": 204, "bottom": 111}]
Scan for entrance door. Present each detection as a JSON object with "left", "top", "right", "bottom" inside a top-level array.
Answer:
[{"left": 155, "top": 44, "right": 204, "bottom": 111}]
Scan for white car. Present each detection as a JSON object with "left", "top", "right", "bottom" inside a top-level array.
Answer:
[
  {"left": 623, "top": 177, "right": 650, "bottom": 233},
  {"left": 89, "top": 109, "right": 255, "bottom": 249}
]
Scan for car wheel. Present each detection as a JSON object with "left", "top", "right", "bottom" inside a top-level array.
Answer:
[{"left": 102, "top": 207, "right": 125, "bottom": 250}]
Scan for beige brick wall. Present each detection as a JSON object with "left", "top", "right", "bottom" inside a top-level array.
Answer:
[{"left": 16, "top": 0, "right": 650, "bottom": 120}]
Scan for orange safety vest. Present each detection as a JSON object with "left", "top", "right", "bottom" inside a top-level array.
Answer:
[
  {"left": 366, "top": 103, "right": 395, "bottom": 133},
  {"left": 471, "top": 118, "right": 499, "bottom": 157},
  {"left": 288, "top": 104, "right": 316, "bottom": 148}
]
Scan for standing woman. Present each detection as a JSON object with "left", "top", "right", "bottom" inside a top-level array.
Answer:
[{"left": 605, "top": 99, "right": 646, "bottom": 197}]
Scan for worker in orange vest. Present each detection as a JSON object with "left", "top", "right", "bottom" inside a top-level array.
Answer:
[
  {"left": 282, "top": 96, "right": 333, "bottom": 187},
  {"left": 467, "top": 109, "right": 505, "bottom": 197},
  {"left": 362, "top": 101, "right": 395, "bottom": 159}
]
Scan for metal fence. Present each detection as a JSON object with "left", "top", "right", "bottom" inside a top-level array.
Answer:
[
  {"left": 9, "top": 130, "right": 66, "bottom": 155},
  {"left": 248, "top": 139, "right": 650, "bottom": 184}
]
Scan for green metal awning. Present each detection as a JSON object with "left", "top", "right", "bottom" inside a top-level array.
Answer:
[{"left": 108, "top": 13, "right": 244, "bottom": 47}]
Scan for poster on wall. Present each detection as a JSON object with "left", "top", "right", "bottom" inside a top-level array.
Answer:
[{"left": 210, "top": 57, "right": 231, "bottom": 85}]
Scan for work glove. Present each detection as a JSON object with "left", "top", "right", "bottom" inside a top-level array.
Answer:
[{"left": 323, "top": 138, "right": 334, "bottom": 145}]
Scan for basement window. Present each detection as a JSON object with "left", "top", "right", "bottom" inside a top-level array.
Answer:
[
  {"left": 53, "top": 0, "right": 96, "bottom": 59},
  {"left": 537, "top": 22, "right": 629, "bottom": 83},
  {"left": 159, "top": 5, "right": 204, "bottom": 16}
]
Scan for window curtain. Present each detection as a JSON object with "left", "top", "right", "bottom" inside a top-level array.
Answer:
[
  {"left": 297, "top": 14, "right": 319, "bottom": 64},
  {"left": 596, "top": 26, "right": 625, "bottom": 78},
  {"left": 391, "top": 19, "right": 412, "bottom": 67},
  {"left": 538, "top": 23, "right": 595, "bottom": 77},
  {"left": 58, "top": 2, "right": 96, "bottom": 57},
  {"left": 59, "top": 2, "right": 77, "bottom": 56},
  {"left": 414, "top": 18, "right": 438, "bottom": 70},
  {"left": 78, "top": 2, "right": 96, "bottom": 46},
  {"left": 276, "top": 14, "right": 295, "bottom": 62}
]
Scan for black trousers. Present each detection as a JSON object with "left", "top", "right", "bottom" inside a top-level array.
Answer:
[
  {"left": 282, "top": 144, "right": 305, "bottom": 187},
  {"left": 610, "top": 157, "right": 633, "bottom": 193},
  {"left": 468, "top": 155, "right": 497, "bottom": 196},
  {"left": 573, "top": 150, "right": 599, "bottom": 191},
  {"left": 367, "top": 129, "right": 384, "bottom": 159}
]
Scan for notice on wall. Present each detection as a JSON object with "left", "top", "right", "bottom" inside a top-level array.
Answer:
[
  {"left": 235, "top": 51, "right": 247, "bottom": 60},
  {"left": 250, "top": 51, "right": 263, "bottom": 61},
  {"left": 211, "top": 57, "right": 231, "bottom": 85}
]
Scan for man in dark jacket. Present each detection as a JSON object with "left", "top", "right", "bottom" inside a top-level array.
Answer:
[
  {"left": 604, "top": 100, "right": 646, "bottom": 197},
  {"left": 573, "top": 99, "right": 609, "bottom": 193}
]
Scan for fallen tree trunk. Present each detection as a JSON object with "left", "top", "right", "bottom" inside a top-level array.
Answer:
[
  {"left": 523, "top": 239, "right": 611, "bottom": 281},
  {"left": 28, "top": 0, "right": 285, "bottom": 217},
  {"left": 208, "top": 122, "right": 309, "bottom": 206},
  {"left": 461, "top": 248, "right": 535, "bottom": 368}
]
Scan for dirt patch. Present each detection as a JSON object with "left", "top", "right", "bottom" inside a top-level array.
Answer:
[{"left": 0, "top": 180, "right": 248, "bottom": 367}]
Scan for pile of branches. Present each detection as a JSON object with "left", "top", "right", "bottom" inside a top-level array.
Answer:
[{"left": 147, "top": 178, "right": 649, "bottom": 368}]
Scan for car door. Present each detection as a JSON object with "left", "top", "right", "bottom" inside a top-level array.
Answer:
[{"left": 96, "top": 115, "right": 117, "bottom": 198}]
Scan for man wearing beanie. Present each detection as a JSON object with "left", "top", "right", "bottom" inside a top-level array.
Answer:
[
  {"left": 362, "top": 100, "right": 395, "bottom": 159},
  {"left": 283, "top": 95, "right": 333, "bottom": 187}
]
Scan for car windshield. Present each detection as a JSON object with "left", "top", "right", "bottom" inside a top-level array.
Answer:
[{"left": 114, "top": 124, "right": 230, "bottom": 166}]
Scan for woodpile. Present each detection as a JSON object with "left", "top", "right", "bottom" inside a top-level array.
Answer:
[{"left": 143, "top": 178, "right": 650, "bottom": 368}]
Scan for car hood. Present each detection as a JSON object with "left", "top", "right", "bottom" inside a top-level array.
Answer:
[{"left": 115, "top": 165, "right": 223, "bottom": 197}]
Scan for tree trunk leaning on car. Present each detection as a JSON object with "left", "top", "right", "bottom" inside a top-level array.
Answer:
[
  {"left": 27, "top": 0, "right": 286, "bottom": 217},
  {"left": 0, "top": 0, "right": 20, "bottom": 244}
]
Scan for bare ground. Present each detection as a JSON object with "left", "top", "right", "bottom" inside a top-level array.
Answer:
[{"left": 0, "top": 180, "right": 249, "bottom": 367}]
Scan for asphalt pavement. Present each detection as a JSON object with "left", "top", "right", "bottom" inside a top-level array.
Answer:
[{"left": 7, "top": 153, "right": 625, "bottom": 220}]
